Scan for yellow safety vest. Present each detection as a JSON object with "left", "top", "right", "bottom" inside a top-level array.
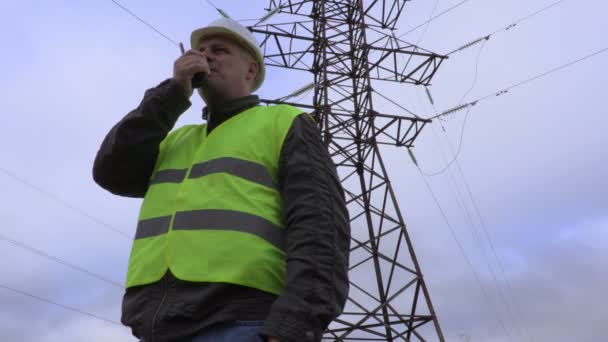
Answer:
[{"left": 126, "top": 104, "right": 303, "bottom": 295}]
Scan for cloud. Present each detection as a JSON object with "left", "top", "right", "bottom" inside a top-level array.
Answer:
[
  {"left": 425, "top": 215, "right": 608, "bottom": 341},
  {"left": 0, "top": 286, "right": 131, "bottom": 342},
  {"left": 1, "top": 0, "right": 607, "bottom": 341}
]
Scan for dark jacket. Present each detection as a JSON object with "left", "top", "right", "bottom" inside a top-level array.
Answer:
[{"left": 92, "top": 79, "right": 351, "bottom": 342}]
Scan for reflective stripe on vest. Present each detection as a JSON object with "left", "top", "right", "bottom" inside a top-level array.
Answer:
[
  {"left": 135, "top": 209, "right": 285, "bottom": 251},
  {"left": 149, "top": 169, "right": 187, "bottom": 184},
  {"left": 126, "top": 104, "right": 304, "bottom": 294},
  {"left": 149, "top": 157, "right": 277, "bottom": 190},
  {"left": 189, "top": 157, "right": 277, "bottom": 190}
]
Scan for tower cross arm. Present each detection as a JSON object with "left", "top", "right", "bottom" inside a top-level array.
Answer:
[{"left": 364, "top": 110, "right": 430, "bottom": 148}]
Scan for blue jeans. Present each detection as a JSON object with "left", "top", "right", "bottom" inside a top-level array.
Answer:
[
  {"left": 187, "top": 320, "right": 265, "bottom": 342},
  {"left": 140, "top": 320, "right": 266, "bottom": 342}
]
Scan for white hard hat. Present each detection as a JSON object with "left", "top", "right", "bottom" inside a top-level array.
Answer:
[{"left": 190, "top": 17, "right": 265, "bottom": 91}]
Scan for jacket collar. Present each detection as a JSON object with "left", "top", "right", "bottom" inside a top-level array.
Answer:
[{"left": 202, "top": 95, "right": 260, "bottom": 135}]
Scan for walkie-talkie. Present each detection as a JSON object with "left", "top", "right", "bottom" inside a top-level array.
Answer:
[{"left": 180, "top": 43, "right": 208, "bottom": 88}]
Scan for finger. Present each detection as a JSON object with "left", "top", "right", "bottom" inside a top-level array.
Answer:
[
  {"left": 178, "top": 61, "right": 210, "bottom": 76},
  {"left": 182, "top": 49, "right": 207, "bottom": 59},
  {"left": 179, "top": 58, "right": 209, "bottom": 70},
  {"left": 175, "top": 53, "right": 207, "bottom": 65},
  {"left": 175, "top": 57, "right": 209, "bottom": 71},
  {"left": 176, "top": 54, "right": 209, "bottom": 69}
]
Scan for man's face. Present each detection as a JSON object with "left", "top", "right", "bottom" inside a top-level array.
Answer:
[{"left": 196, "top": 35, "right": 257, "bottom": 99}]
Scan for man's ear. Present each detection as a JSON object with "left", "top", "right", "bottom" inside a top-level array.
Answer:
[{"left": 246, "top": 61, "right": 259, "bottom": 82}]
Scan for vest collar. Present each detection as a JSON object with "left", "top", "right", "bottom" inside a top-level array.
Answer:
[{"left": 202, "top": 95, "right": 260, "bottom": 135}]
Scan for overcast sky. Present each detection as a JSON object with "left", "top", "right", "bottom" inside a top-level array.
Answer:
[{"left": 1, "top": 0, "right": 606, "bottom": 341}]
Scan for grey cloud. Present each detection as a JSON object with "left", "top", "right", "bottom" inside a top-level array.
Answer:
[{"left": 1, "top": 0, "right": 607, "bottom": 341}]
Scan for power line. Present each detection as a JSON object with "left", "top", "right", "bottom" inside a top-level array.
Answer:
[
  {"left": 410, "top": 86, "right": 524, "bottom": 340},
  {"left": 426, "top": 101, "right": 533, "bottom": 340},
  {"left": 430, "top": 118, "right": 532, "bottom": 341},
  {"left": 437, "top": 38, "right": 487, "bottom": 123},
  {"left": 414, "top": 0, "right": 441, "bottom": 46},
  {"left": 419, "top": 47, "right": 531, "bottom": 329},
  {"left": 0, "top": 283, "right": 123, "bottom": 326},
  {"left": 413, "top": 80, "right": 530, "bottom": 340},
  {"left": 447, "top": 0, "right": 568, "bottom": 55},
  {"left": 422, "top": 106, "right": 471, "bottom": 177},
  {"left": 203, "top": 0, "right": 232, "bottom": 18},
  {"left": 490, "top": 0, "right": 567, "bottom": 36},
  {"left": 431, "top": 46, "right": 608, "bottom": 120},
  {"left": 477, "top": 46, "right": 608, "bottom": 102},
  {"left": 415, "top": 167, "right": 515, "bottom": 341},
  {"left": 371, "top": 88, "right": 420, "bottom": 118},
  {"left": 418, "top": 36, "right": 538, "bottom": 334},
  {"left": 420, "top": 39, "right": 487, "bottom": 176},
  {"left": 109, "top": 0, "right": 264, "bottom": 47},
  {"left": 418, "top": 20, "right": 604, "bottom": 341},
  {"left": 398, "top": 0, "right": 470, "bottom": 38},
  {"left": 449, "top": 143, "right": 534, "bottom": 341},
  {"left": 108, "top": 0, "right": 179, "bottom": 46},
  {"left": 0, "top": 167, "right": 130, "bottom": 239},
  {"left": 457, "top": 39, "right": 487, "bottom": 105},
  {"left": 291, "top": 87, "right": 315, "bottom": 104},
  {"left": 0, "top": 233, "right": 123, "bottom": 289}
]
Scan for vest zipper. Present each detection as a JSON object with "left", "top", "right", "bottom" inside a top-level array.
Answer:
[{"left": 151, "top": 273, "right": 168, "bottom": 337}]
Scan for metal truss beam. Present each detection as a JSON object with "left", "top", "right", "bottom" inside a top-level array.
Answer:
[{"left": 259, "top": 1, "right": 446, "bottom": 340}]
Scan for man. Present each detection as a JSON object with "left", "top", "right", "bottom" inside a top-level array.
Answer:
[{"left": 93, "top": 18, "right": 350, "bottom": 342}]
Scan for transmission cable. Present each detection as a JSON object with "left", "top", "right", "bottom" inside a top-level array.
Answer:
[
  {"left": 490, "top": 0, "right": 567, "bottom": 35},
  {"left": 457, "top": 39, "right": 487, "bottom": 107},
  {"left": 108, "top": 0, "right": 179, "bottom": 46},
  {"left": 447, "top": 0, "right": 568, "bottom": 55},
  {"left": 371, "top": 88, "right": 420, "bottom": 118},
  {"left": 411, "top": 85, "right": 530, "bottom": 340},
  {"left": 431, "top": 46, "right": 608, "bottom": 120},
  {"left": 412, "top": 51, "right": 528, "bottom": 338},
  {"left": 421, "top": 39, "right": 486, "bottom": 176},
  {"left": 414, "top": 0, "right": 441, "bottom": 46},
  {"left": 420, "top": 43, "right": 602, "bottom": 342},
  {"left": 422, "top": 106, "right": 471, "bottom": 177},
  {"left": 478, "top": 46, "right": 608, "bottom": 102},
  {"left": 415, "top": 167, "right": 514, "bottom": 341},
  {"left": 429, "top": 112, "right": 531, "bottom": 341},
  {"left": 0, "top": 283, "right": 123, "bottom": 326},
  {"left": 0, "top": 167, "right": 130, "bottom": 239},
  {"left": 398, "top": 0, "right": 471, "bottom": 38},
  {"left": 203, "top": 0, "right": 232, "bottom": 18},
  {"left": 0, "top": 233, "right": 123, "bottom": 289},
  {"left": 445, "top": 131, "right": 534, "bottom": 341},
  {"left": 108, "top": 0, "right": 272, "bottom": 48}
]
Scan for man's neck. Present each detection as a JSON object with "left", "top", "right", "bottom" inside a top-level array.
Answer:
[
  {"left": 202, "top": 95, "right": 260, "bottom": 133},
  {"left": 202, "top": 86, "right": 251, "bottom": 107}
]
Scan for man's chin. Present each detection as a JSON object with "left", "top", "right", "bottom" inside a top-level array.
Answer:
[{"left": 198, "top": 82, "right": 223, "bottom": 102}]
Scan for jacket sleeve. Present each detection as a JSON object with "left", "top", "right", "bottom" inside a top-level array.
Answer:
[
  {"left": 92, "top": 79, "right": 191, "bottom": 197},
  {"left": 260, "top": 114, "right": 351, "bottom": 342}
]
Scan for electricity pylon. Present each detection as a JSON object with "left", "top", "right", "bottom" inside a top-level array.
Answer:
[{"left": 252, "top": 1, "right": 448, "bottom": 340}]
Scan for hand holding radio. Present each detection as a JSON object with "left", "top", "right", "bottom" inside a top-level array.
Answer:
[{"left": 173, "top": 43, "right": 209, "bottom": 98}]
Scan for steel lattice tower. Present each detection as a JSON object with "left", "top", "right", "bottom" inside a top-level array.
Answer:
[{"left": 252, "top": 1, "right": 447, "bottom": 340}]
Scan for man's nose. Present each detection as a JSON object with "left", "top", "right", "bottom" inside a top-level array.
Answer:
[{"left": 198, "top": 49, "right": 211, "bottom": 61}]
